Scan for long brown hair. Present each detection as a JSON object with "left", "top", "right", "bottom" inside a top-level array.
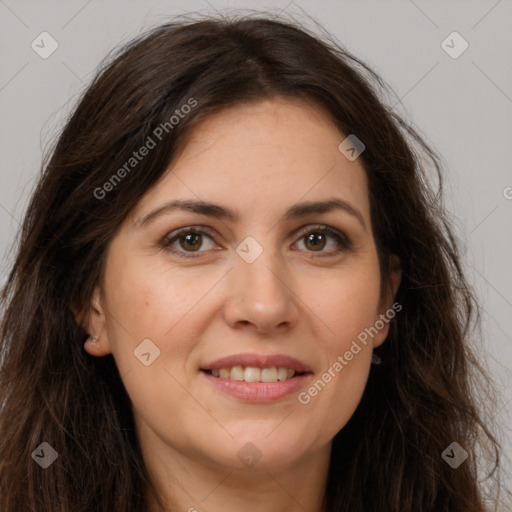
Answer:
[{"left": 0, "top": 11, "right": 506, "bottom": 511}]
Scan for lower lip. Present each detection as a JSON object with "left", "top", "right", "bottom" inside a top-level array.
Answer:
[{"left": 200, "top": 370, "right": 311, "bottom": 402}]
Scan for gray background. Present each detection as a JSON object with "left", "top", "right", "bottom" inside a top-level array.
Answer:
[{"left": 1, "top": 0, "right": 511, "bottom": 492}]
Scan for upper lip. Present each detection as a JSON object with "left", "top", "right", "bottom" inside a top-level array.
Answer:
[{"left": 201, "top": 353, "right": 312, "bottom": 373}]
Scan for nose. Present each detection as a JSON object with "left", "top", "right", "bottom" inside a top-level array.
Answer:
[{"left": 222, "top": 249, "right": 301, "bottom": 335}]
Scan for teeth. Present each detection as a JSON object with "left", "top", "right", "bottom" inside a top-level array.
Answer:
[
  {"left": 219, "top": 368, "right": 230, "bottom": 379},
  {"left": 230, "top": 365, "right": 244, "bottom": 381},
  {"left": 244, "top": 367, "right": 261, "bottom": 382},
  {"left": 260, "top": 367, "right": 278, "bottom": 382},
  {"left": 278, "top": 367, "right": 288, "bottom": 381},
  {"left": 209, "top": 366, "right": 298, "bottom": 382}
]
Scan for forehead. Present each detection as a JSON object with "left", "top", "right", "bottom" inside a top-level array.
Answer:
[{"left": 131, "top": 97, "right": 370, "bottom": 222}]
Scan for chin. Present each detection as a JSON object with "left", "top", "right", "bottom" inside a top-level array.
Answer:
[{"left": 204, "top": 432, "right": 314, "bottom": 472}]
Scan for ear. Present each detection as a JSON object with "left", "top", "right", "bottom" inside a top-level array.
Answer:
[
  {"left": 80, "top": 286, "right": 112, "bottom": 357},
  {"left": 373, "top": 255, "right": 402, "bottom": 348}
]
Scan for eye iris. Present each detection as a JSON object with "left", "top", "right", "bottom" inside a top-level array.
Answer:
[
  {"left": 180, "top": 233, "right": 202, "bottom": 251},
  {"left": 305, "top": 232, "right": 326, "bottom": 251}
]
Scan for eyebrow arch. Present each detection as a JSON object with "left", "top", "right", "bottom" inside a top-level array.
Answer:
[{"left": 134, "top": 198, "right": 366, "bottom": 230}]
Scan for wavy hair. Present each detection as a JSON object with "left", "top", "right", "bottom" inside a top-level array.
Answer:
[{"left": 0, "top": 11, "right": 506, "bottom": 511}]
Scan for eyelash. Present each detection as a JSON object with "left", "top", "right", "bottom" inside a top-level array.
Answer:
[{"left": 161, "top": 225, "right": 352, "bottom": 259}]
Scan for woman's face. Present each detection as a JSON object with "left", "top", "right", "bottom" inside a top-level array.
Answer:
[{"left": 86, "top": 97, "right": 400, "bottom": 474}]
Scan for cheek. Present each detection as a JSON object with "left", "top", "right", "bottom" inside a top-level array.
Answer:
[
  {"left": 104, "top": 257, "right": 219, "bottom": 338},
  {"left": 102, "top": 256, "right": 230, "bottom": 382},
  {"left": 298, "top": 312, "right": 374, "bottom": 442},
  {"left": 301, "top": 349, "right": 372, "bottom": 444},
  {"left": 295, "top": 256, "right": 381, "bottom": 436},
  {"left": 100, "top": 260, "right": 219, "bottom": 422},
  {"left": 306, "top": 254, "right": 382, "bottom": 343}
]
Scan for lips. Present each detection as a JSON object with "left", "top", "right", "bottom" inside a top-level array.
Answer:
[
  {"left": 199, "top": 353, "right": 313, "bottom": 402},
  {"left": 200, "top": 353, "right": 312, "bottom": 374}
]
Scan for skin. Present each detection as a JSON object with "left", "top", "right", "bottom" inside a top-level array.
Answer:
[{"left": 84, "top": 97, "right": 401, "bottom": 512}]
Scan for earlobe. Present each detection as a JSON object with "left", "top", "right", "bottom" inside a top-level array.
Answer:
[{"left": 83, "top": 334, "right": 111, "bottom": 357}]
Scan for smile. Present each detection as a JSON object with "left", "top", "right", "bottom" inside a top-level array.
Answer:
[
  {"left": 203, "top": 366, "right": 302, "bottom": 382},
  {"left": 199, "top": 352, "right": 313, "bottom": 402}
]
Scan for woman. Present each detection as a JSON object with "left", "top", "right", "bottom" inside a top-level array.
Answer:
[{"left": 0, "top": 12, "right": 505, "bottom": 512}]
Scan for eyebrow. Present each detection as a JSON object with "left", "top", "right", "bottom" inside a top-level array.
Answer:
[{"left": 134, "top": 198, "right": 366, "bottom": 230}]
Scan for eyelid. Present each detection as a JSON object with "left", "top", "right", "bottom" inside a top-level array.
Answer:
[
  {"left": 292, "top": 223, "right": 350, "bottom": 242},
  {"left": 162, "top": 225, "right": 217, "bottom": 239}
]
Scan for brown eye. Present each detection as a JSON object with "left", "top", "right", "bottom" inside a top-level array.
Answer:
[
  {"left": 304, "top": 233, "right": 327, "bottom": 251},
  {"left": 179, "top": 232, "right": 203, "bottom": 251}
]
